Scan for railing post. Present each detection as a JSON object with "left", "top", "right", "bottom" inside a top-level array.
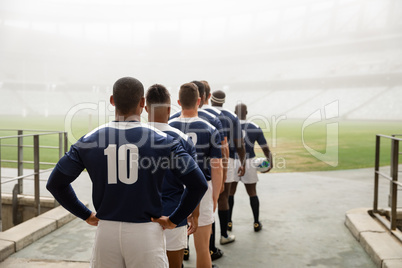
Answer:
[
  {"left": 17, "top": 130, "right": 23, "bottom": 194},
  {"left": 0, "top": 139, "right": 2, "bottom": 231},
  {"left": 64, "top": 132, "right": 68, "bottom": 154},
  {"left": 33, "top": 135, "right": 40, "bottom": 216},
  {"left": 12, "top": 183, "right": 22, "bottom": 225},
  {"left": 373, "top": 135, "right": 380, "bottom": 213},
  {"left": 390, "top": 138, "right": 399, "bottom": 230},
  {"left": 389, "top": 138, "right": 394, "bottom": 207}
]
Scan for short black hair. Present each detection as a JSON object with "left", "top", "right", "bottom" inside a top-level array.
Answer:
[
  {"left": 146, "top": 84, "right": 171, "bottom": 107},
  {"left": 212, "top": 90, "right": 225, "bottom": 99},
  {"left": 191, "top": 80, "right": 205, "bottom": 99},
  {"left": 179, "top": 83, "right": 199, "bottom": 109},
  {"left": 113, "top": 77, "right": 144, "bottom": 114}
]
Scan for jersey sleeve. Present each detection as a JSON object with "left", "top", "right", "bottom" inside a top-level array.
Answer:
[
  {"left": 185, "top": 136, "right": 198, "bottom": 161},
  {"left": 213, "top": 117, "right": 225, "bottom": 142},
  {"left": 209, "top": 128, "right": 222, "bottom": 159},
  {"left": 56, "top": 144, "right": 86, "bottom": 177},
  {"left": 167, "top": 138, "right": 208, "bottom": 225},
  {"left": 168, "top": 167, "right": 208, "bottom": 225},
  {"left": 168, "top": 111, "right": 181, "bottom": 121},
  {"left": 256, "top": 127, "right": 268, "bottom": 147},
  {"left": 46, "top": 154, "right": 92, "bottom": 221},
  {"left": 232, "top": 116, "right": 243, "bottom": 140},
  {"left": 219, "top": 116, "right": 229, "bottom": 139},
  {"left": 169, "top": 138, "right": 199, "bottom": 177}
]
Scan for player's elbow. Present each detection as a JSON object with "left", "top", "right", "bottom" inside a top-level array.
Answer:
[
  {"left": 186, "top": 168, "right": 208, "bottom": 197},
  {"left": 46, "top": 173, "right": 56, "bottom": 193},
  {"left": 195, "top": 168, "right": 208, "bottom": 193}
]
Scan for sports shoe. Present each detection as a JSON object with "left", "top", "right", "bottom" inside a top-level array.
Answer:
[
  {"left": 227, "top": 221, "right": 232, "bottom": 231},
  {"left": 183, "top": 248, "right": 190, "bottom": 260},
  {"left": 210, "top": 247, "right": 224, "bottom": 260},
  {"left": 254, "top": 222, "right": 262, "bottom": 232},
  {"left": 212, "top": 264, "right": 219, "bottom": 268},
  {"left": 220, "top": 234, "right": 235, "bottom": 245}
]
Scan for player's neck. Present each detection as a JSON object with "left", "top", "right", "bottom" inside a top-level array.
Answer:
[
  {"left": 181, "top": 108, "right": 198, "bottom": 118},
  {"left": 148, "top": 115, "right": 167, "bottom": 124},
  {"left": 114, "top": 113, "right": 141, "bottom": 122}
]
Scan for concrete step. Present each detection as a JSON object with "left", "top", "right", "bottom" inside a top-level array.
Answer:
[
  {"left": 345, "top": 207, "right": 402, "bottom": 268},
  {"left": 0, "top": 202, "right": 87, "bottom": 262}
]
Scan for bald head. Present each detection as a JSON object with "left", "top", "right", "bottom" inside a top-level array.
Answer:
[{"left": 235, "top": 103, "right": 247, "bottom": 120}]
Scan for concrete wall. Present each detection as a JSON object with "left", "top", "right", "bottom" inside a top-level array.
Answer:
[{"left": 1, "top": 194, "right": 58, "bottom": 231}]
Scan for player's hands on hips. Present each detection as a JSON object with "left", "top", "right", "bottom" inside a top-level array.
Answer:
[
  {"left": 187, "top": 214, "right": 198, "bottom": 235},
  {"left": 152, "top": 216, "right": 177, "bottom": 230},
  {"left": 237, "top": 165, "right": 246, "bottom": 177},
  {"left": 86, "top": 212, "right": 99, "bottom": 226}
]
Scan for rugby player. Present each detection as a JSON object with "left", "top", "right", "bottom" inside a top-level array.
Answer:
[
  {"left": 169, "top": 82, "right": 223, "bottom": 268},
  {"left": 47, "top": 77, "right": 208, "bottom": 268}
]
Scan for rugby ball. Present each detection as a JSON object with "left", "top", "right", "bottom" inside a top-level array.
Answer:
[{"left": 254, "top": 158, "right": 270, "bottom": 172}]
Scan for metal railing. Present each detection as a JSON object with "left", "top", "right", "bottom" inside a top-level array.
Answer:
[
  {"left": 373, "top": 134, "right": 402, "bottom": 242},
  {"left": 0, "top": 129, "right": 68, "bottom": 231}
]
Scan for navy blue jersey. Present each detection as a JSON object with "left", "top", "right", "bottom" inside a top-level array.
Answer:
[
  {"left": 215, "top": 107, "right": 243, "bottom": 158},
  {"left": 202, "top": 104, "right": 228, "bottom": 139},
  {"left": 150, "top": 122, "right": 200, "bottom": 228},
  {"left": 168, "top": 117, "right": 222, "bottom": 181},
  {"left": 170, "top": 110, "right": 225, "bottom": 142},
  {"left": 238, "top": 120, "right": 267, "bottom": 159},
  {"left": 48, "top": 121, "right": 200, "bottom": 224}
]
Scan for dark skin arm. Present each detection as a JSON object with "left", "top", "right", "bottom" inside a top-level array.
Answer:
[
  {"left": 261, "top": 145, "right": 273, "bottom": 173},
  {"left": 234, "top": 137, "right": 246, "bottom": 176}
]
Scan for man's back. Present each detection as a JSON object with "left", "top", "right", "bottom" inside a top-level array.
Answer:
[
  {"left": 149, "top": 122, "right": 198, "bottom": 227},
  {"left": 168, "top": 117, "right": 221, "bottom": 180},
  {"left": 170, "top": 110, "right": 225, "bottom": 142},
  {"left": 55, "top": 121, "right": 192, "bottom": 223},
  {"left": 240, "top": 120, "right": 267, "bottom": 159},
  {"left": 215, "top": 107, "right": 243, "bottom": 158},
  {"left": 202, "top": 104, "right": 228, "bottom": 138}
]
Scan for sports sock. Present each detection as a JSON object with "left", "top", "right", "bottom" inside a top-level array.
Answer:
[
  {"left": 218, "top": 210, "right": 229, "bottom": 238},
  {"left": 250, "top": 196, "right": 260, "bottom": 223},
  {"left": 209, "top": 222, "right": 217, "bottom": 251},
  {"left": 228, "top": 195, "right": 234, "bottom": 222}
]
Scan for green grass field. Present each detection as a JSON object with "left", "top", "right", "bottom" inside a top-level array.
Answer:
[{"left": 0, "top": 115, "right": 401, "bottom": 172}]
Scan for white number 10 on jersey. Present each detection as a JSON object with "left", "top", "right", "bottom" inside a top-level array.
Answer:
[{"left": 104, "top": 144, "right": 139, "bottom": 184}]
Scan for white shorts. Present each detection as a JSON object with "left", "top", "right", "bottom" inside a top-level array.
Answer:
[
  {"left": 233, "top": 158, "right": 259, "bottom": 184},
  {"left": 165, "top": 225, "right": 188, "bottom": 251},
  {"left": 225, "top": 158, "right": 236, "bottom": 183},
  {"left": 91, "top": 220, "right": 168, "bottom": 268},
  {"left": 198, "top": 180, "right": 214, "bottom": 227}
]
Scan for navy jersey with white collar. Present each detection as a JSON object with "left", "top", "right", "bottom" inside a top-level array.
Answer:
[
  {"left": 170, "top": 109, "right": 225, "bottom": 142},
  {"left": 168, "top": 117, "right": 222, "bottom": 181},
  {"left": 239, "top": 120, "right": 267, "bottom": 159},
  {"left": 202, "top": 104, "right": 228, "bottom": 138},
  {"left": 215, "top": 107, "right": 243, "bottom": 158},
  {"left": 149, "top": 122, "right": 203, "bottom": 227},
  {"left": 47, "top": 121, "right": 204, "bottom": 225}
]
